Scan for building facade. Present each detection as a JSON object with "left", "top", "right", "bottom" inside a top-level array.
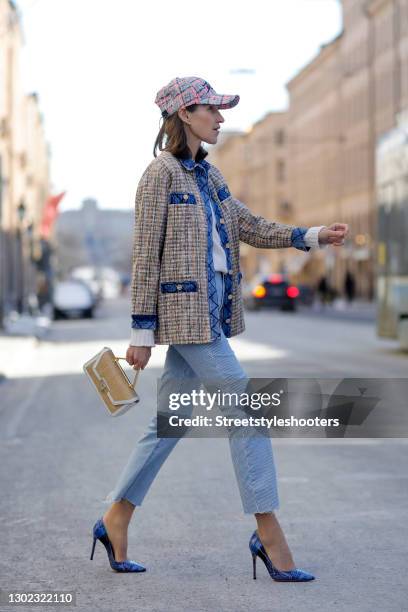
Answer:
[
  {"left": 209, "top": 0, "right": 408, "bottom": 299},
  {"left": 0, "top": 0, "right": 50, "bottom": 326}
]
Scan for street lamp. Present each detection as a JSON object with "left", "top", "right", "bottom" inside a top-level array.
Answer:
[
  {"left": 27, "top": 222, "right": 35, "bottom": 262},
  {"left": 16, "top": 200, "right": 26, "bottom": 314}
]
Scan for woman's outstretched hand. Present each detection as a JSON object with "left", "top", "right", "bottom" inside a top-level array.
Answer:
[
  {"left": 318, "top": 223, "right": 349, "bottom": 246},
  {"left": 126, "top": 346, "right": 152, "bottom": 370}
]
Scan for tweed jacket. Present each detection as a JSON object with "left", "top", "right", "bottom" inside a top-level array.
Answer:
[{"left": 130, "top": 150, "right": 324, "bottom": 345}]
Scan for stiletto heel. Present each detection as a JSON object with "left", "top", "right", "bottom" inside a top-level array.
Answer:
[
  {"left": 90, "top": 517, "right": 146, "bottom": 573},
  {"left": 90, "top": 537, "right": 97, "bottom": 560},
  {"left": 249, "top": 530, "right": 315, "bottom": 582}
]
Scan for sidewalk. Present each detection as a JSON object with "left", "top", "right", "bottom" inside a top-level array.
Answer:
[
  {"left": 0, "top": 310, "right": 52, "bottom": 383},
  {"left": 1, "top": 306, "right": 52, "bottom": 337}
]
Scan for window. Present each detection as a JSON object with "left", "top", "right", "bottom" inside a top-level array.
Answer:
[
  {"left": 276, "top": 159, "right": 286, "bottom": 182},
  {"left": 275, "top": 129, "right": 285, "bottom": 145}
]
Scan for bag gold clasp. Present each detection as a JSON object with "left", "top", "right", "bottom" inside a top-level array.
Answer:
[{"left": 99, "top": 379, "right": 108, "bottom": 392}]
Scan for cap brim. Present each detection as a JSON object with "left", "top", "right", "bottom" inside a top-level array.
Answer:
[{"left": 203, "top": 94, "right": 240, "bottom": 109}]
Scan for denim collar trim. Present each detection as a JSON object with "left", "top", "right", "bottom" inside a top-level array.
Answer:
[{"left": 178, "top": 156, "right": 210, "bottom": 172}]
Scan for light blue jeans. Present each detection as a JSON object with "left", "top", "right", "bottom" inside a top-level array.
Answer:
[{"left": 104, "top": 272, "right": 280, "bottom": 514}]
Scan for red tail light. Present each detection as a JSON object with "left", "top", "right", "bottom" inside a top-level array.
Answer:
[{"left": 286, "top": 286, "right": 299, "bottom": 299}]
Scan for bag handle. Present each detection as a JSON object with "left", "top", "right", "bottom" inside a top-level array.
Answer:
[{"left": 114, "top": 356, "right": 140, "bottom": 389}]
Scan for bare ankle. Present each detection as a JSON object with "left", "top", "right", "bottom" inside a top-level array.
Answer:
[
  {"left": 104, "top": 500, "right": 135, "bottom": 527},
  {"left": 257, "top": 531, "right": 280, "bottom": 548},
  {"left": 104, "top": 512, "right": 128, "bottom": 528}
]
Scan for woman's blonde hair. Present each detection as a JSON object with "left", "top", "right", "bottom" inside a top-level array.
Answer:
[{"left": 153, "top": 104, "right": 208, "bottom": 162}]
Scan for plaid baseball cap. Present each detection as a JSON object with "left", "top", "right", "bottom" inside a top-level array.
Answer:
[{"left": 155, "top": 76, "right": 240, "bottom": 118}]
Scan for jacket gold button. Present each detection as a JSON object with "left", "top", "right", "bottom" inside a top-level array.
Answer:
[
  {"left": 176, "top": 284, "right": 182, "bottom": 290},
  {"left": 225, "top": 242, "right": 230, "bottom": 248},
  {"left": 225, "top": 318, "right": 231, "bottom": 323},
  {"left": 220, "top": 218, "right": 225, "bottom": 224},
  {"left": 228, "top": 294, "right": 233, "bottom": 300},
  {"left": 183, "top": 194, "right": 189, "bottom": 201},
  {"left": 228, "top": 269, "right": 233, "bottom": 275}
]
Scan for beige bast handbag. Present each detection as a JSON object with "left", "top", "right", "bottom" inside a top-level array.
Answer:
[{"left": 83, "top": 346, "right": 140, "bottom": 417}]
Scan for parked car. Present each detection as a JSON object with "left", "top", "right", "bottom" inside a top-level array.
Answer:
[
  {"left": 52, "top": 279, "right": 96, "bottom": 320},
  {"left": 243, "top": 273, "right": 300, "bottom": 312},
  {"left": 70, "top": 266, "right": 103, "bottom": 304}
]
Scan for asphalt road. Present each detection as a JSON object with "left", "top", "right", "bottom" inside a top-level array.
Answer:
[{"left": 0, "top": 295, "right": 407, "bottom": 612}]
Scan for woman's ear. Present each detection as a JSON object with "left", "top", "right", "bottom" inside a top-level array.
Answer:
[{"left": 178, "top": 108, "right": 190, "bottom": 125}]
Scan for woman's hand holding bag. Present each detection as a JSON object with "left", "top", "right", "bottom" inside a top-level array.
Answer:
[{"left": 126, "top": 346, "right": 152, "bottom": 370}]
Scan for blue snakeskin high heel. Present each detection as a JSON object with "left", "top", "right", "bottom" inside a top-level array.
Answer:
[
  {"left": 90, "top": 517, "right": 146, "bottom": 573},
  {"left": 249, "top": 530, "right": 315, "bottom": 582}
]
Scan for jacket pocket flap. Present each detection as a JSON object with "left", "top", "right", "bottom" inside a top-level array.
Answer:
[
  {"left": 161, "top": 280, "right": 198, "bottom": 293},
  {"left": 169, "top": 192, "right": 197, "bottom": 204}
]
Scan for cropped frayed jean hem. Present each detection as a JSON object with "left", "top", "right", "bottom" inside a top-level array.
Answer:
[{"left": 103, "top": 272, "right": 280, "bottom": 515}]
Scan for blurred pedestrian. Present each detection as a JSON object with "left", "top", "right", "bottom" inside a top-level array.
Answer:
[
  {"left": 317, "top": 275, "right": 329, "bottom": 306},
  {"left": 344, "top": 269, "right": 356, "bottom": 303}
]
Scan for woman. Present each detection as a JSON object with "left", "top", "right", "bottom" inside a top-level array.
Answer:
[{"left": 90, "top": 76, "right": 348, "bottom": 580}]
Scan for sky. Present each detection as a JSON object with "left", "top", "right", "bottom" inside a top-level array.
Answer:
[{"left": 17, "top": 0, "right": 342, "bottom": 212}]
